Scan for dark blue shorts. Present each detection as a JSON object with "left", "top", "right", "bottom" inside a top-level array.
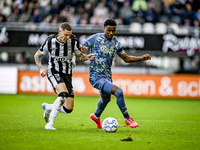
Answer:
[{"left": 91, "top": 78, "right": 115, "bottom": 96}]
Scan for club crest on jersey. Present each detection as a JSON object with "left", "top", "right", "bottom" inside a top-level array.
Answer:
[{"left": 54, "top": 74, "right": 61, "bottom": 81}]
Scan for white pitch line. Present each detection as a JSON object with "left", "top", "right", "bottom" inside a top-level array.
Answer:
[
  {"left": 116, "top": 118, "right": 200, "bottom": 124},
  {"left": 1, "top": 115, "right": 200, "bottom": 124}
]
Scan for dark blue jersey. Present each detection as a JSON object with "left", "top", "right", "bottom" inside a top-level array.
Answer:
[{"left": 81, "top": 33, "right": 125, "bottom": 86}]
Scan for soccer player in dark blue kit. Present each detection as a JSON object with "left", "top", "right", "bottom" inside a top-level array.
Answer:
[{"left": 81, "top": 19, "right": 151, "bottom": 128}]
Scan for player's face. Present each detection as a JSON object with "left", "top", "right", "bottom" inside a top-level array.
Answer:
[
  {"left": 58, "top": 29, "right": 72, "bottom": 43},
  {"left": 104, "top": 26, "right": 116, "bottom": 40}
]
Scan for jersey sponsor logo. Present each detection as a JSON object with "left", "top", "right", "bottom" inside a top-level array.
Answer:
[
  {"left": 52, "top": 56, "right": 68, "bottom": 61},
  {"left": 100, "top": 46, "right": 115, "bottom": 54}
]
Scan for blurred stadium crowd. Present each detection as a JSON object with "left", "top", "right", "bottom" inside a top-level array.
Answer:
[
  {"left": 0, "top": 0, "right": 200, "bottom": 27},
  {"left": 0, "top": 0, "right": 200, "bottom": 74}
]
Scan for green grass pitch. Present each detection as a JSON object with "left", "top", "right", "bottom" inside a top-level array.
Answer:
[{"left": 0, "top": 94, "right": 199, "bottom": 150}]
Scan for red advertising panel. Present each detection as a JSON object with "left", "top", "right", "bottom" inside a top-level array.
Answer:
[{"left": 18, "top": 71, "right": 200, "bottom": 98}]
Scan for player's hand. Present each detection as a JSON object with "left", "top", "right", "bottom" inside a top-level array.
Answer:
[
  {"left": 87, "top": 54, "right": 95, "bottom": 60},
  {"left": 40, "top": 68, "right": 47, "bottom": 77},
  {"left": 80, "top": 45, "right": 88, "bottom": 53},
  {"left": 142, "top": 54, "right": 151, "bottom": 61}
]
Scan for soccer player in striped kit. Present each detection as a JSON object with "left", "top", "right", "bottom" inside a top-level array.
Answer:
[
  {"left": 34, "top": 22, "right": 95, "bottom": 130},
  {"left": 81, "top": 19, "right": 151, "bottom": 129}
]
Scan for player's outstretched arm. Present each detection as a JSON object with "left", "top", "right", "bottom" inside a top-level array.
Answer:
[
  {"left": 86, "top": 54, "right": 95, "bottom": 60},
  {"left": 34, "top": 49, "right": 47, "bottom": 77},
  {"left": 80, "top": 45, "right": 88, "bottom": 53},
  {"left": 141, "top": 54, "right": 151, "bottom": 61},
  {"left": 119, "top": 53, "right": 151, "bottom": 63},
  {"left": 76, "top": 53, "right": 95, "bottom": 62}
]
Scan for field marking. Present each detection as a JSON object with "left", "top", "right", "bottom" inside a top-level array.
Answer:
[
  {"left": 1, "top": 115, "right": 200, "bottom": 124},
  {"left": 136, "top": 119, "right": 200, "bottom": 124},
  {"left": 0, "top": 115, "right": 33, "bottom": 118},
  {"left": 118, "top": 118, "right": 200, "bottom": 124}
]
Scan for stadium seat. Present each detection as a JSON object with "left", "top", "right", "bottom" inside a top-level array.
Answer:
[
  {"left": 129, "top": 22, "right": 142, "bottom": 33},
  {"left": 143, "top": 22, "right": 155, "bottom": 34},
  {"left": 155, "top": 23, "right": 167, "bottom": 34}
]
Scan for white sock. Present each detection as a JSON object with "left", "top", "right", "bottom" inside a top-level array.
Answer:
[
  {"left": 94, "top": 114, "right": 100, "bottom": 119},
  {"left": 48, "top": 97, "right": 65, "bottom": 125},
  {"left": 47, "top": 104, "right": 66, "bottom": 113},
  {"left": 60, "top": 106, "right": 66, "bottom": 113}
]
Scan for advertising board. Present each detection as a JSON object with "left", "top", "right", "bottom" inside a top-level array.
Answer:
[{"left": 18, "top": 71, "right": 200, "bottom": 98}]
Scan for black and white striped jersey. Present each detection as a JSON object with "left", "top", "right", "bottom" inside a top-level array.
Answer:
[{"left": 39, "top": 34, "right": 81, "bottom": 75}]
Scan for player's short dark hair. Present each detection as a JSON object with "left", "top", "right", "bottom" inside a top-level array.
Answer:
[
  {"left": 60, "top": 22, "right": 72, "bottom": 31},
  {"left": 104, "top": 19, "right": 117, "bottom": 27}
]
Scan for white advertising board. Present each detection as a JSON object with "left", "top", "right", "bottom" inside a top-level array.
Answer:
[{"left": 0, "top": 66, "right": 18, "bottom": 94}]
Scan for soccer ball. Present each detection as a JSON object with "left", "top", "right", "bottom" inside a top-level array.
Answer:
[{"left": 102, "top": 117, "right": 118, "bottom": 132}]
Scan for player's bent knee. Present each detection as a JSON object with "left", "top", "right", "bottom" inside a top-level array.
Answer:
[
  {"left": 114, "top": 88, "right": 124, "bottom": 97},
  {"left": 58, "top": 92, "right": 69, "bottom": 98},
  {"left": 67, "top": 109, "right": 73, "bottom": 113},
  {"left": 103, "top": 98, "right": 111, "bottom": 103},
  {"left": 63, "top": 106, "right": 73, "bottom": 113}
]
